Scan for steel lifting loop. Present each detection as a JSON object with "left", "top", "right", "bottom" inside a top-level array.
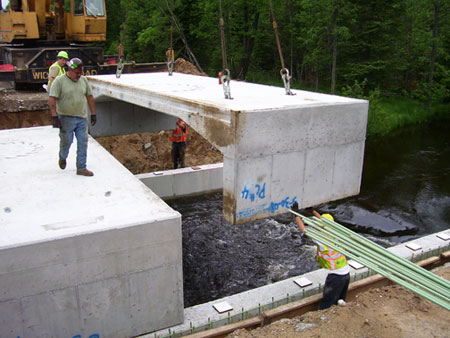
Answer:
[
  {"left": 116, "top": 57, "right": 124, "bottom": 78},
  {"left": 166, "top": 48, "right": 175, "bottom": 76},
  {"left": 167, "top": 59, "right": 174, "bottom": 76},
  {"left": 221, "top": 68, "right": 232, "bottom": 100},
  {"left": 280, "top": 68, "right": 295, "bottom": 96}
]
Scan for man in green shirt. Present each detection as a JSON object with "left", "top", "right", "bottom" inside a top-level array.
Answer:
[{"left": 49, "top": 58, "right": 97, "bottom": 177}]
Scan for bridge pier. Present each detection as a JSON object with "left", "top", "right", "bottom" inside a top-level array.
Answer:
[{"left": 89, "top": 72, "right": 368, "bottom": 224}]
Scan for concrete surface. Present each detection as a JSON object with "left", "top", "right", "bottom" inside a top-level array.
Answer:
[
  {"left": 145, "top": 229, "right": 450, "bottom": 337},
  {"left": 0, "top": 126, "right": 183, "bottom": 338},
  {"left": 88, "top": 72, "right": 369, "bottom": 224},
  {"left": 137, "top": 163, "right": 223, "bottom": 200}
]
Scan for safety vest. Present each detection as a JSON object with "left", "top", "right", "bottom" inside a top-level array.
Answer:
[
  {"left": 316, "top": 245, "right": 348, "bottom": 270},
  {"left": 171, "top": 122, "right": 188, "bottom": 143},
  {"left": 48, "top": 62, "right": 66, "bottom": 85}
]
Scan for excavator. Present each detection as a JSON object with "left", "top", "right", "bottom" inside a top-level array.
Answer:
[{"left": 0, "top": 0, "right": 165, "bottom": 88}]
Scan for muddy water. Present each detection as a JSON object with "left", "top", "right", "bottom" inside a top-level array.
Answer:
[{"left": 169, "top": 118, "right": 450, "bottom": 307}]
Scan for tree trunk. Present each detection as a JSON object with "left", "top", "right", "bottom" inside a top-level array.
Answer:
[
  {"left": 237, "top": 6, "right": 259, "bottom": 80},
  {"left": 426, "top": 2, "right": 440, "bottom": 109}
]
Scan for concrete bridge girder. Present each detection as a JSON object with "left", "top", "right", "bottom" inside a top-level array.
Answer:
[{"left": 88, "top": 72, "right": 369, "bottom": 224}]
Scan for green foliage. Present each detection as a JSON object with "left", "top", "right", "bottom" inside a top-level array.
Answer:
[{"left": 99, "top": 0, "right": 449, "bottom": 135}]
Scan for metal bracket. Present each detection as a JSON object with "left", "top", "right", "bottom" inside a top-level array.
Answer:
[
  {"left": 167, "top": 59, "right": 174, "bottom": 76},
  {"left": 116, "top": 58, "right": 124, "bottom": 78},
  {"left": 281, "top": 68, "right": 295, "bottom": 96},
  {"left": 221, "top": 68, "right": 233, "bottom": 99}
]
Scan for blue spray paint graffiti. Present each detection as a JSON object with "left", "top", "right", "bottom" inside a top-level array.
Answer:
[
  {"left": 72, "top": 334, "right": 100, "bottom": 338},
  {"left": 241, "top": 182, "right": 266, "bottom": 202},
  {"left": 238, "top": 180, "right": 297, "bottom": 220}
]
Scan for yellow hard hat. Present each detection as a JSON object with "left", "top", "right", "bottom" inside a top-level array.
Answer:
[
  {"left": 57, "top": 51, "right": 69, "bottom": 59},
  {"left": 321, "top": 213, "right": 334, "bottom": 221}
]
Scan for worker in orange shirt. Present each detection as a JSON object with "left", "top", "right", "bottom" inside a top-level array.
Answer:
[{"left": 171, "top": 118, "right": 188, "bottom": 169}]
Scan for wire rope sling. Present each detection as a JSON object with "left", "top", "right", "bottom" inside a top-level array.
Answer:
[
  {"left": 166, "top": 1, "right": 175, "bottom": 76},
  {"left": 116, "top": 0, "right": 129, "bottom": 78},
  {"left": 218, "top": 0, "right": 232, "bottom": 99},
  {"left": 268, "top": 0, "right": 295, "bottom": 95}
]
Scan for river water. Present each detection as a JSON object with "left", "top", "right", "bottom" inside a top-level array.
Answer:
[{"left": 168, "top": 118, "right": 450, "bottom": 307}]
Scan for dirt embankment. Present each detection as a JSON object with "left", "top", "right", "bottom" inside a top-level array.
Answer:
[{"left": 95, "top": 129, "right": 222, "bottom": 174}]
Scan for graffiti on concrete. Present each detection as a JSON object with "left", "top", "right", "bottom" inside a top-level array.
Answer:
[{"left": 237, "top": 181, "right": 296, "bottom": 220}]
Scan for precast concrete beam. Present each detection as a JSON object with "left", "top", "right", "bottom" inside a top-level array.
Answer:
[
  {"left": 0, "top": 127, "right": 183, "bottom": 337},
  {"left": 87, "top": 72, "right": 369, "bottom": 224}
]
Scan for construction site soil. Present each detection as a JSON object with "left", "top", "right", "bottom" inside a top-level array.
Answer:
[
  {"left": 1, "top": 60, "right": 449, "bottom": 338},
  {"left": 226, "top": 265, "right": 450, "bottom": 338}
]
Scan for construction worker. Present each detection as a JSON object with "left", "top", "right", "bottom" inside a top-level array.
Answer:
[
  {"left": 49, "top": 58, "right": 97, "bottom": 177},
  {"left": 291, "top": 202, "right": 350, "bottom": 310},
  {"left": 46, "top": 51, "right": 69, "bottom": 92},
  {"left": 170, "top": 118, "right": 188, "bottom": 169}
]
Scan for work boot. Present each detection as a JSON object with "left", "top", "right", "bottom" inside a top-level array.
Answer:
[
  {"left": 59, "top": 159, "right": 66, "bottom": 170},
  {"left": 76, "top": 169, "right": 94, "bottom": 177}
]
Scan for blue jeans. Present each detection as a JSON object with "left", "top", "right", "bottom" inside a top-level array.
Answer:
[{"left": 59, "top": 115, "right": 88, "bottom": 170}]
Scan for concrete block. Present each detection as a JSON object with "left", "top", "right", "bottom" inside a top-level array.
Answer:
[
  {"left": 78, "top": 276, "right": 131, "bottom": 338},
  {"left": 22, "top": 288, "right": 80, "bottom": 338},
  {"left": 331, "top": 142, "right": 365, "bottom": 199},
  {"left": 303, "top": 147, "right": 336, "bottom": 206},
  {"left": 87, "top": 73, "right": 368, "bottom": 224},
  {"left": 235, "top": 157, "right": 273, "bottom": 222},
  {"left": 271, "top": 151, "right": 306, "bottom": 208},
  {"left": 0, "top": 299, "right": 23, "bottom": 337},
  {"left": 138, "top": 164, "right": 223, "bottom": 200},
  {"left": 0, "top": 127, "right": 183, "bottom": 337},
  {"left": 139, "top": 172, "right": 175, "bottom": 198},
  {"left": 129, "top": 264, "right": 184, "bottom": 334}
]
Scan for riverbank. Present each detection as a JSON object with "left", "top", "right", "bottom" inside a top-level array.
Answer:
[{"left": 367, "top": 96, "right": 450, "bottom": 137}]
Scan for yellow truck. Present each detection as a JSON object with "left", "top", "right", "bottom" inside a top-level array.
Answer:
[{"left": 0, "top": 0, "right": 164, "bottom": 87}]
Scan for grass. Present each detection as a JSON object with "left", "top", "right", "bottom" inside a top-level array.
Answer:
[{"left": 367, "top": 97, "right": 449, "bottom": 137}]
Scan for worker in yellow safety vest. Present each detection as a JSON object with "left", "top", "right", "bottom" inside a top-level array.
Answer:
[
  {"left": 46, "top": 51, "right": 69, "bottom": 92},
  {"left": 291, "top": 202, "right": 350, "bottom": 310},
  {"left": 170, "top": 118, "right": 188, "bottom": 169}
]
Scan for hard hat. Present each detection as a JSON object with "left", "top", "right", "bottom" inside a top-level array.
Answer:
[
  {"left": 321, "top": 213, "right": 334, "bottom": 221},
  {"left": 66, "top": 58, "right": 83, "bottom": 69},
  {"left": 57, "top": 51, "right": 69, "bottom": 59}
]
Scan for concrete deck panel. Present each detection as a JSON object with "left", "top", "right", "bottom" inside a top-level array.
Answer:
[
  {"left": 0, "top": 127, "right": 183, "bottom": 337},
  {"left": 137, "top": 163, "right": 223, "bottom": 200},
  {"left": 88, "top": 72, "right": 369, "bottom": 224}
]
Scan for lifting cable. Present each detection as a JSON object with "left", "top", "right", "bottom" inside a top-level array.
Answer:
[
  {"left": 268, "top": 0, "right": 294, "bottom": 95},
  {"left": 116, "top": 0, "right": 129, "bottom": 78},
  {"left": 289, "top": 210, "right": 450, "bottom": 311},
  {"left": 218, "top": 0, "right": 232, "bottom": 99},
  {"left": 166, "top": 0, "right": 175, "bottom": 76}
]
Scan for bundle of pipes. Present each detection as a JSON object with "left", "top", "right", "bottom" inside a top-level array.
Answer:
[{"left": 289, "top": 210, "right": 450, "bottom": 311}]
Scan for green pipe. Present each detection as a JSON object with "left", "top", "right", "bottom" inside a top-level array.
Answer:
[
  {"left": 297, "top": 211, "right": 450, "bottom": 293},
  {"left": 318, "top": 215, "right": 450, "bottom": 291},
  {"left": 306, "top": 227, "right": 450, "bottom": 303},
  {"left": 304, "top": 217, "right": 450, "bottom": 299},
  {"left": 304, "top": 226, "right": 450, "bottom": 310},
  {"left": 305, "top": 217, "right": 450, "bottom": 300},
  {"left": 289, "top": 210, "right": 450, "bottom": 310}
]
